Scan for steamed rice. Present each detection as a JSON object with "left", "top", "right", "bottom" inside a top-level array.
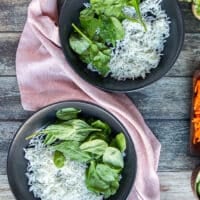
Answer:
[
  {"left": 24, "top": 136, "right": 103, "bottom": 200},
  {"left": 88, "top": 0, "right": 170, "bottom": 80}
]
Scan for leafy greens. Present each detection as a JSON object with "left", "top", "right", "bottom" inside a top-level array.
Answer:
[
  {"left": 69, "top": 0, "right": 146, "bottom": 76},
  {"left": 26, "top": 107, "right": 127, "bottom": 199}
]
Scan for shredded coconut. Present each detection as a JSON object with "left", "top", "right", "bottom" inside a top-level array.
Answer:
[{"left": 24, "top": 136, "right": 103, "bottom": 200}]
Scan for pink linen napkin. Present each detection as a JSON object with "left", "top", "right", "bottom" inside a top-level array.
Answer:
[{"left": 16, "top": 0, "right": 161, "bottom": 199}]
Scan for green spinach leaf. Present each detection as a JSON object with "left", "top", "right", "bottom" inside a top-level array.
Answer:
[
  {"left": 80, "top": 139, "right": 108, "bottom": 157},
  {"left": 80, "top": 8, "right": 101, "bottom": 38},
  {"left": 41, "top": 119, "right": 101, "bottom": 145},
  {"left": 110, "top": 132, "right": 126, "bottom": 152},
  {"left": 86, "top": 161, "right": 120, "bottom": 198},
  {"left": 87, "top": 132, "right": 110, "bottom": 142},
  {"left": 69, "top": 34, "right": 90, "bottom": 55},
  {"left": 103, "top": 181, "right": 120, "bottom": 199},
  {"left": 53, "top": 150, "right": 66, "bottom": 168},
  {"left": 127, "top": 0, "right": 147, "bottom": 30},
  {"left": 53, "top": 141, "right": 92, "bottom": 163},
  {"left": 70, "top": 24, "right": 111, "bottom": 76},
  {"left": 99, "top": 16, "right": 125, "bottom": 46},
  {"left": 90, "top": 0, "right": 126, "bottom": 19},
  {"left": 103, "top": 147, "right": 124, "bottom": 168},
  {"left": 56, "top": 107, "right": 81, "bottom": 121},
  {"left": 95, "top": 163, "right": 119, "bottom": 183},
  {"left": 91, "top": 120, "right": 111, "bottom": 135},
  {"left": 86, "top": 161, "right": 110, "bottom": 193}
]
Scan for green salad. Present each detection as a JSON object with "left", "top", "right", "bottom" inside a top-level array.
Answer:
[
  {"left": 69, "top": 0, "right": 145, "bottom": 77},
  {"left": 26, "top": 107, "right": 127, "bottom": 199}
]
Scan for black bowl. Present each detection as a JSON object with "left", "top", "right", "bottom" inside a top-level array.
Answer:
[
  {"left": 59, "top": 0, "right": 184, "bottom": 92},
  {"left": 7, "top": 101, "right": 137, "bottom": 200}
]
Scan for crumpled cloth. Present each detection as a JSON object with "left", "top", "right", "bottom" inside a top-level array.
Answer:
[{"left": 16, "top": 0, "right": 161, "bottom": 199}]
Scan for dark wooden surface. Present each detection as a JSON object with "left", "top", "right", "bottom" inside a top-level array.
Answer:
[{"left": 0, "top": 1, "right": 200, "bottom": 199}]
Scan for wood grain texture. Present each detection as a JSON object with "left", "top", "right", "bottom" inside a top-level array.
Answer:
[
  {"left": 0, "top": 33, "right": 200, "bottom": 76},
  {"left": 0, "top": 171, "right": 195, "bottom": 200},
  {"left": 180, "top": 3, "right": 200, "bottom": 33},
  {"left": 0, "top": 77, "right": 192, "bottom": 120},
  {"left": 167, "top": 33, "right": 200, "bottom": 77},
  {"left": 128, "top": 77, "right": 192, "bottom": 120},
  {"left": 0, "top": 33, "right": 20, "bottom": 76},
  {"left": 147, "top": 120, "right": 199, "bottom": 171},
  {"left": 0, "top": 0, "right": 30, "bottom": 32},
  {"left": 159, "top": 171, "right": 194, "bottom": 200},
  {"left": 0, "top": 175, "right": 14, "bottom": 200}
]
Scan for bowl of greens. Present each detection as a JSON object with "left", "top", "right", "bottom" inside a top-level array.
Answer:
[
  {"left": 7, "top": 100, "right": 137, "bottom": 200},
  {"left": 59, "top": 0, "right": 184, "bottom": 92}
]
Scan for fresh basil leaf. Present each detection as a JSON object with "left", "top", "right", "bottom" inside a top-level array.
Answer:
[
  {"left": 56, "top": 107, "right": 81, "bottom": 121},
  {"left": 53, "top": 150, "right": 65, "bottom": 168},
  {"left": 103, "top": 147, "right": 124, "bottom": 168},
  {"left": 80, "top": 139, "right": 108, "bottom": 157},
  {"left": 53, "top": 141, "right": 92, "bottom": 163}
]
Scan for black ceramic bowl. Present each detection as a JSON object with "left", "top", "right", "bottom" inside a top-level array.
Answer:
[
  {"left": 7, "top": 101, "right": 137, "bottom": 200},
  {"left": 59, "top": 0, "right": 184, "bottom": 92}
]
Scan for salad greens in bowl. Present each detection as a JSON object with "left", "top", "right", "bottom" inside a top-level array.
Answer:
[
  {"left": 7, "top": 101, "right": 137, "bottom": 200},
  {"left": 59, "top": 0, "right": 184, "bottom": 92}
]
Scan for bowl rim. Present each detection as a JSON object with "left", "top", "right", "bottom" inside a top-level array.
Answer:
[
  {"left": 58, "top": 0, "right": 185, "bottom": 93},
  {"left": 7, "top": 100, "right": 137, "bottom": 200}
]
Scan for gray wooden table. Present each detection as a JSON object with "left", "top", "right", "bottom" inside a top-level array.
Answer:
[{"left": 0, "top": 1, "right": 200, "bottom": 200}]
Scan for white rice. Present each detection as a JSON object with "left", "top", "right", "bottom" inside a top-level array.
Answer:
[
  {"left": 24, "top": 136, "right": 103, "bottom": 200},
  {"left": 88, "top": 0, "right": 170, "bottom": 80}
]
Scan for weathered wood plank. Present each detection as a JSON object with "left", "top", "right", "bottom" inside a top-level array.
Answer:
[
  {"left": 0, "top": 175, "right": 14, "bottom": 200},
  {"left": 0, "top": 172, "right": 195, "bottom": 200},
  {"left": 0, "top": 77, "right": 192, "bottom": 120},
  {"left": 0, "top": 0, "right": 30, "bottom": 32},
  {"left": 0, "top": 120, "right": 199, "bottom": 175},
  {"left": 0, "top": 33, "right": 199, "bottom": 76},
  {"left": 129, "top": 77, "right": 192, "bottom": 120},
  {"left": 180, "top": 3, "right": 200, "bottom": 33},
  {"left": 167, "top": 33, "right": 200, "bottom": 77},
  {"left": 0, "top": 77, "right": 32, "bottom": 120},
  {"left": 0, "top": 153, "right": 8, "bottom": 176},
  {"left": 147, "top": 120, "right": 199, "bottom": 171},
  {"left": 159, "top": 171, "right": 194, "bottom": 200},
  {"left": 0, "top": 33, "right": 20, "bottom": 76}
]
